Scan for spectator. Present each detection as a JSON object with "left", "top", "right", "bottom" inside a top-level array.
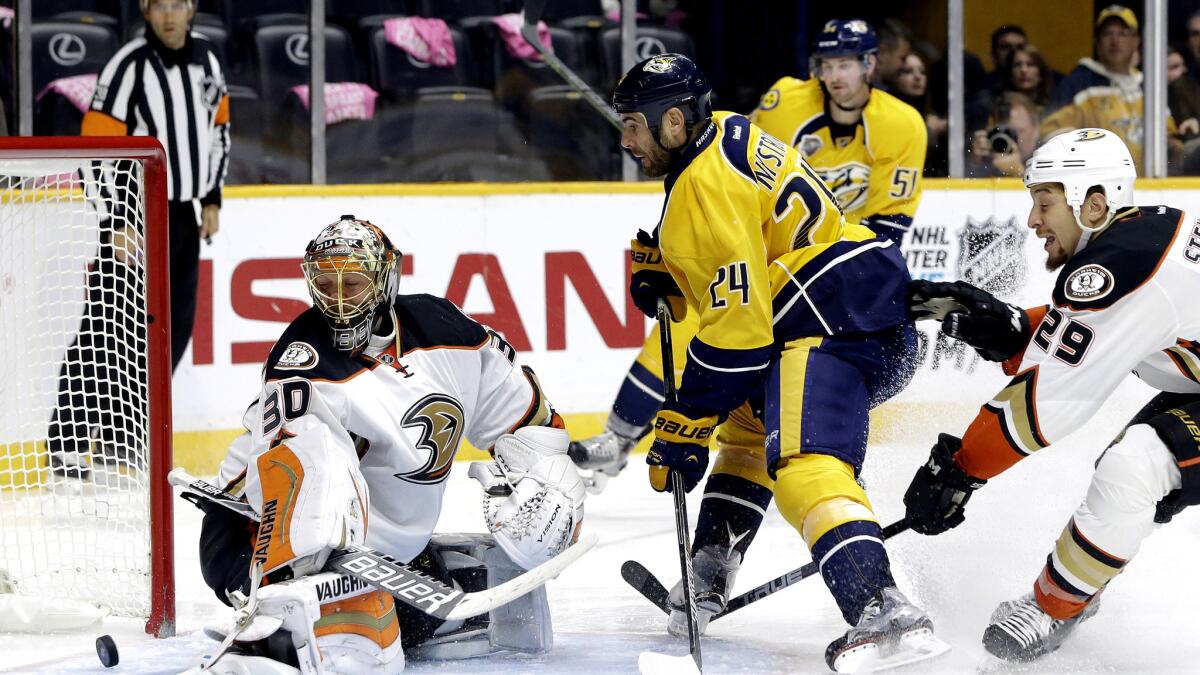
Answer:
[
  {"left": 891, "top": 50, "right": 948, "bottom": 175},
  {"left": 1041, "top": 4, "right": 1179, "bottom": 172},
  {"left": 967, "top": 92, "right": 1040, "bottom": 178},
  {"left": 873, "top": 18, "right": 913, "bottom": 90},
  {"left": 981, "top": 25, "right": 1027, "bottom": 92},
  {"left": 1187, "top": 9, "right": 1200, "bottom": 71},
  {"left": 1046, "top": 5, "right": 1140, "bottom": 115},
  {"left": 1170, "top": 43, "right": 1200, "bottom": 140},
  {"left": 999, "top": 45, "right": 1054, "bottom": 111}
]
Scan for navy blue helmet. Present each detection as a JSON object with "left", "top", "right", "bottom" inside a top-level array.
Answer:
[
  {"left": 810, "top": 19, "right": 878, "bottom": 75},
  {"left": 612, "top": 53, "right": 712, "bottom": 138}
]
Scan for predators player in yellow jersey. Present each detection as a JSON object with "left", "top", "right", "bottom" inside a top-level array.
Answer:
[
  {"left": 611, "top": 54, "right": 949, "bottom": 672},
  {"left": 569, "top": 19, "right": 927, "bottom": 497},
  {"left": 752, "top": 18, "right": 926, "bottom": 244}
]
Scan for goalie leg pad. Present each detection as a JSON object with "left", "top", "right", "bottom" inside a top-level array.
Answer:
[
  {"left": 215, "top": 573, "right": 404, "bottom": 675},
  {"left": 245, "top": 417, "right": 369, "bottom": 577},
  {"left": 405, "top": 534, "right": 552, "bottom": 661}
]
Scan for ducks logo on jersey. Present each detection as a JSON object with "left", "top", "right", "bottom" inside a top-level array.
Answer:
[{"left": 395, "top": 394, "right": 466, "bottom": 485}]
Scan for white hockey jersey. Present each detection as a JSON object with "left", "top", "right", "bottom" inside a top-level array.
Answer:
[
  {"left": 217, "top": 294, "right": 555, "bottom": 563},
  {"left": 956, "top": 206, "right": 1200, "bottom": 479}
]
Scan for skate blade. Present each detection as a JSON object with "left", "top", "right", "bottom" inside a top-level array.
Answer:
[
  {"left": 834, "top": 628, "right": 951, "bottom": 673},
  {"left": 638, "top": 651, "right": 702, "bottom": 675},
  {"left": 582, "top": 470, "right": 609, "bottom": 495}
]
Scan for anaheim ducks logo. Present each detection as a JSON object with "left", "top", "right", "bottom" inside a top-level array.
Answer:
[
  {"left": 394, "top": 394, "right": 465, "bottom": 485},
  {"left": 1075, "top": 129, "right": 1107, "bottom": 142}
]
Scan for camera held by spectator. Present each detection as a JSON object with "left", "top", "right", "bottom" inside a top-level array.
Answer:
[{"left": 968, "top": 92, "right": 1039, "bottom": 177}]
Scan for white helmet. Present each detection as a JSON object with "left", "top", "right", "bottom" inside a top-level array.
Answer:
[{"left": 1023, "top": 128, "right": 1136, "bottom": 233}]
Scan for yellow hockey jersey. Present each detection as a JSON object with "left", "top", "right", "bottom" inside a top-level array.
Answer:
[
  {"left": 750, "top": 77, "right": 926, "bottom": 242},
  {"left": 657, "top": 111, "right": 849, "bottom": 415}
]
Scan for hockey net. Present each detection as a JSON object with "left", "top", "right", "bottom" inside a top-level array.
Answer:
[{"left": 0, "top": 138, "right": 174, "bottom": 637}]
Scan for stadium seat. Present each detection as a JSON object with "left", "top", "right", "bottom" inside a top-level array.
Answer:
[
  {"left": 254, "top": 23, "right": 357, "bottom": 104},
  {"left": 525, "top": 85, "right": 620, "bottom": 180},
  {"left": 415, "top": 0, "right": 505, "bottom": 21},
  {"left": 32, "top": 0, "right": 123, "bottom": 21},
  {"left": 327, "top": 0, "right": 412, "bottom": 32},
  {"left": 45, "top": 11, "right": 121, "bottom": 32},
  {"left": 402, "top": 88, "right": 547, "bottom": 181},
  {"left": 31, "top": 22, "right": 118, "bottom": 95},
  {"left": 600, "top": 25, "right": 694, "bottom": 88},
  {"left": 492, "top": 26, "right": 586, "bottom": 111},
  {"left": 540, "top": 0, "right": 605, "bottom": 27},
  {"left": 368, "top": 25, "right": 477, "bottom": 99},
  {"left": 218, "top": 0, "right": 305, "bottom": 32}
]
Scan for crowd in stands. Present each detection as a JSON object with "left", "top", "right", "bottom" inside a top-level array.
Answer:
[{"left": 3, "top": 2, "right": 1199, "bottom": 181}]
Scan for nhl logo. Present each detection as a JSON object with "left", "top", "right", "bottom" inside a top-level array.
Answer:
[{"left": 956, "top": 216, "right": 1028, "bottom": 296}]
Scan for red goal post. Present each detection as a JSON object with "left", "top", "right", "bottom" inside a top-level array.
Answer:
[{"left": 0, "top": 137, "right": 174, "bottom": 637}]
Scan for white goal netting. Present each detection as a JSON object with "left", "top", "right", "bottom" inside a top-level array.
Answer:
[{"left": 0, "top": 158, "right": 158, "bottom": 626}]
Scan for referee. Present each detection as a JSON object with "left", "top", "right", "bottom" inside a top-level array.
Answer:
[
  {"left": 83, "top": 0, "right": 231, "bottom": 365},
  {"left": 48, "top": 0, "right": 230, "bottom": 479}
]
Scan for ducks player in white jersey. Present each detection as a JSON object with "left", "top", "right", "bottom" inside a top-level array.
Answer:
[
  {"left": 195, "top": 216, "right": 586, "bottom": 673},
  {"left": 904, "top": 128, "right": 1200, "bottom": 662}
]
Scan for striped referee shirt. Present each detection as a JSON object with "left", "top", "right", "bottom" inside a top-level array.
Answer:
[{"left": 82, "top": 28, "right": 230, "bottom": 206}]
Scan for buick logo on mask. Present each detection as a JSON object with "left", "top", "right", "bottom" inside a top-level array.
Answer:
[
  {"left": 49, "top": 33, "right": 87, "bottom": 67},
  {"left": 285, "top": 34, "right": 309, "bottom": 65}
]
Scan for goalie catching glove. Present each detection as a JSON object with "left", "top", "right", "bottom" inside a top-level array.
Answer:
[
  {"left": 469, "top": 426, "right": 586, "bottom": 570},
  {"left": 907, "top": 279, "right": 1030, "bottom": 362},
  {"left": 630, "top": 228, "right": 687, "bottom": 322}
]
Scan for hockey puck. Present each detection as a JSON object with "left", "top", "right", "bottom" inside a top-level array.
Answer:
[{"left": 96, "top": 634, "right": 119, "bottom": 668}]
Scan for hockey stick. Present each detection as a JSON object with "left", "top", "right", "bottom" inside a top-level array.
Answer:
[
  {"left": 622, "top": 519, "right": 911, "bottom": 620},
  {"left": 655, "top": 299, "right": 703, "bottom": 672},
  {"left": 168, "top": 468, "right": 597, "bottom": 622},
  {"left": 520, "top": 0, "right": 622, "bottom": 131}
]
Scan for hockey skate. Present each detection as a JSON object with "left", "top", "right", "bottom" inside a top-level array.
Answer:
[
  {"left": 825, "top": 587, "right": 950, "bottom": 673},
  {"left": 982, "top": 592, "right": 1100, "bottom": 662},
  {"left": 567, "top": 428, "right": 639, "bottom": 494},
  {"left": 666, "top": 545, "right": 740, "bottom": 637}
]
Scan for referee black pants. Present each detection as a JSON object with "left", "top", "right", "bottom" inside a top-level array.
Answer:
[{"left": 46, "top": 199, "right": 201, "bottom": 466}]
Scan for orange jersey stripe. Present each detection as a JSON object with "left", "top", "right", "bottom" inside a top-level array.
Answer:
[{"left": 80, "top": 110, "right": 127, "bottom": 136}]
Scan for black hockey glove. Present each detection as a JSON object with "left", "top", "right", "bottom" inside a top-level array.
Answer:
[
  {"left": 907, "top": 280, "right": 1029, "bottom": 362},
  {"left": 903, "top": 434, "right": 988, "bottom": 535},
  {"left": 630, "top": 229, "right": 687, "bottom": 321}
]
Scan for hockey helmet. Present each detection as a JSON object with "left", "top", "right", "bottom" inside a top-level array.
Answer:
[
  {"left": 612, "top": 53, "right": 712, "bottom": 138},
  {"left": 1023, "top": 128, "right": 1136, "bottom": 233},
  {"left": 302, "top": 215, "right": 401, "bottom": 354},
  {"left": 810, "top": 19, "right": 878, "bottom": 76}
]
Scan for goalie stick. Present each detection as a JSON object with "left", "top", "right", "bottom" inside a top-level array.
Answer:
[
  {"left": 168, "top": 468, "right": 596, "bottom": 622},
  {"left": 622, "top": 519, "right": 911, "bottom": 620}
]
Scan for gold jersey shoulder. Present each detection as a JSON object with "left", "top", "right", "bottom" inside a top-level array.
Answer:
[
  {"left": 658, "top": 110, "right": 846, "bottom": 354},
  {"left": 751, "top": 77, "right": 926, "bottom": 222}
]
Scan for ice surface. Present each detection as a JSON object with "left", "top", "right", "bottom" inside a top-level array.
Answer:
[{"left": 5, "top": 385, "right": 1199, "bottom": 673}]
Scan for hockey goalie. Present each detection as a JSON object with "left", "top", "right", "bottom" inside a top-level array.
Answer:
[{"left": 192, "top": 216, "right": 587, "bottom": 674}]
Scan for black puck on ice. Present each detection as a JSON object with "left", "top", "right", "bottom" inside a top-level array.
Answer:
[{"left": 96, "top": 634, "right": 119, "bottom": 668}]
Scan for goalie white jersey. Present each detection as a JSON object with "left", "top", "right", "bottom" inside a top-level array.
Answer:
[
  {"left": 957, "top": 206, "right": 1200, "bottom": 479},
  {"left": 217, "top": 293, "right": 556, "bottom": 563}
]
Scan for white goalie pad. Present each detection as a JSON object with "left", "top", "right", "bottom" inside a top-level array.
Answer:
[
  {"left": 244, "top": 416, "right": 370, "bottom": 576},
  {"left": 471, "top": 426, "right": 586, "bottom": 570}
]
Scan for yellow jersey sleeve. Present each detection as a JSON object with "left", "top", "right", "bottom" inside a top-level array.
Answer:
[
  {"left": 860, "top": 92, "right": 927, "bottom": 239},
  {"left": 657, "top": 115, "right": 776, "bottom": 416}
]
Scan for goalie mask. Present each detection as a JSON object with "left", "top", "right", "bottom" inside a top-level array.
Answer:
[{"left": 302, "top": 215, "right": 401, "bottom": 354}]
